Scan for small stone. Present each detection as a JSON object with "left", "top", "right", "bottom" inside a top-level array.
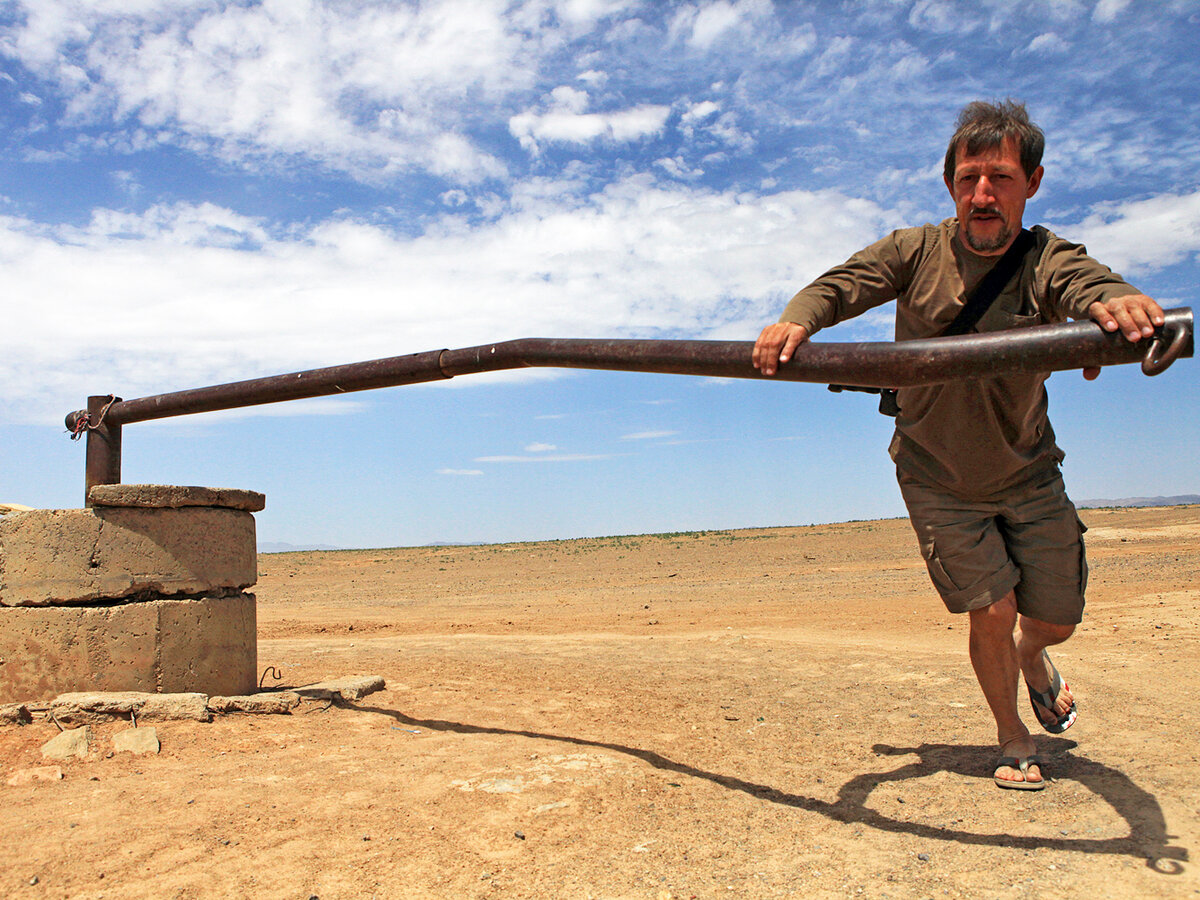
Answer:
[
  {"left": 917, "top": 853, "right": 930, "bottom": 862},
  {"left": 514, "top": 831, "right": 526, "bottom": 840},
  {"left": 113, "top": 727, "right": 160, "bottom": 755},
  {"left": 294, "top": 676, "right": 385, "bottom": 702},
  {"left": 42, "top": 726, "right": 91, "bottom": 760},
  {"left": 29, "top": 876, "right": 38, "bottom": 886},
  {"left": 0, "top": 703, "right": 33, "bottom": 725}
]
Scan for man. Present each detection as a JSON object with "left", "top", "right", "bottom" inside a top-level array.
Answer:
[{"left": 753, "top": 100, "right": 1164, "bottom": 790}]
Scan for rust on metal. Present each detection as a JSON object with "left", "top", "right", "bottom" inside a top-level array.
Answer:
[{"left": 65, "top": 307, "right": 1193, "bottom": 496}]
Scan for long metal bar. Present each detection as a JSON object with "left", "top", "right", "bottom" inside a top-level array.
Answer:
[
  {"left": 66, "top": 308, "right": 1193, "bottom": 431},
  {"left": 66, "top": 307, "right": 1193, "bottom": 496}
]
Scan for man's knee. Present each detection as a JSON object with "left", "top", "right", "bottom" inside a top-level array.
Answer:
[
  {"left": 968, "top": 591, "right": 1018, "bottom": 636},
  {"left": 1019, "top": 615, "right": 1075, "bottom": 646}
]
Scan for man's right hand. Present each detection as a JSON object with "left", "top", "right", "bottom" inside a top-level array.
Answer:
[{"left": 753, "top": 322, "right": 810, "bottom": 376}]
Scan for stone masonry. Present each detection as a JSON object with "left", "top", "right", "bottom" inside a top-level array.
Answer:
[{"left": 0, "top": 485, "right": 263, "bottom": 703}]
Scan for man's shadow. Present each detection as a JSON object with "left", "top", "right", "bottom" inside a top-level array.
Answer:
[{"left": 356, "top": 702, "right": 1187, "bottom": 874}]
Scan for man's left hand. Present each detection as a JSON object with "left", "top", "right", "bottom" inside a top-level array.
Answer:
[{"left": 1082, "top": 294, "right": 1165, "bottom": 380}]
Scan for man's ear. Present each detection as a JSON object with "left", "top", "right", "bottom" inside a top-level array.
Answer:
[{"left": 1025, "top": 165, "right": 1044, "bottom": 199}]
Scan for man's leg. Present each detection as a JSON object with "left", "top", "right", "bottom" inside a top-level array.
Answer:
[
  {"left": 967, "top": 591, "right": 1040, "bottom": 785},
  {"left": 968, "top": 590, "right": 1077, "bottom": 785},
  {"left": 1016, "top": 615, "right": 1076, "bottom": 726},
  {"left": 998, "top": 468, "right": 1084, "bottom": 730}
]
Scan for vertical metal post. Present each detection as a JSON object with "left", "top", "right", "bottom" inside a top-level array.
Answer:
[{"left": 84, "top": 395, "right": 122, "bottom": 506}]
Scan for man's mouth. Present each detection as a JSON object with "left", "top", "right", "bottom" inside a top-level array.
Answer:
[{"left": 970, "top": 208, "right": 1003, "bottom": 223}]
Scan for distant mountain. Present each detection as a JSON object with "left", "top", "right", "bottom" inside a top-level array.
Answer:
[
  {"left": 1077, "top": 495, "right": 1200, "bottom": 509},
  {"left": 258, "top": 541, "right": 344, "bottom": 554}
]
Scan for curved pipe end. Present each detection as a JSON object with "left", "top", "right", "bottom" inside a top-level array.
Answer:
[{"left": 1142, "top": 309, "right": 1194, "bottom": 375}]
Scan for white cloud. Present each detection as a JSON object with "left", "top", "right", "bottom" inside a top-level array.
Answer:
[
  {"left": 1024, "top": 32, "right": 1070, "bottom": 55},
  {"left": 0, "top": 177, "right": 903, "bottom": 424},
  {"left": 525, "top": 442, "right": 558, "bottom": 452},
  {"left": 671, "top": 0, "right": 771, "bottom": 50},
  {"left": 682, "top": 100, "right": 720, "bottom": 125},
  {"left": 1093, "top": 0, "right": 1132, "bottom": 23},
  {"left": 621, "top": 430, "right": 678, "bottom": 440},
  {"left": 2, "top": 0, "right": 525, "bottom": 180},
  {"left": 544, "top": 0, "right": 641, "bottom": 27},
  {"left": 438, "top": 468, "right": 484, "bottom": 476},
  {"left": 1053, "top": 190, "right": 1200, "bottom": 277},
  {"left": 510, "top": 101, "right": 671, "bottom": 152}
]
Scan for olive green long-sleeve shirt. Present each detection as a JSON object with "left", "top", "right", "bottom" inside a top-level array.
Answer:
[{"left": 779, "top": 219, "right": 1139, "bottom": 498}]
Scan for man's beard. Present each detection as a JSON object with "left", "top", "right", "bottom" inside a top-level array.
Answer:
[{"left": 964, "top": 208, "right": 1013, "bottom": 253}]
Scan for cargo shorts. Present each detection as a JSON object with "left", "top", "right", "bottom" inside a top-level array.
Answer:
[{"left": 897, "top": 466, "right": 1088, "bottom": 625}]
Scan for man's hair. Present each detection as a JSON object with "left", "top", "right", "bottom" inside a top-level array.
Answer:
[{"left": 943, "top": 100, "right": 1045, "bottom": 182}]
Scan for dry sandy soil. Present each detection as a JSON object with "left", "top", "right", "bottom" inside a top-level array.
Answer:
[{"left": 2, "top": 505, "right": 1199, "bottom": 900}]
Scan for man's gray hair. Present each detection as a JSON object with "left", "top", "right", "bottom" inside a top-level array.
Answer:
[{"left": 943, "top": 100, "right": 1045, "bottom": 181}]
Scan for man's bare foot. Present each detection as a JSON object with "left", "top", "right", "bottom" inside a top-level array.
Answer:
[{"left": 995, "top": 734, "right": 1044, "bottom": 789}]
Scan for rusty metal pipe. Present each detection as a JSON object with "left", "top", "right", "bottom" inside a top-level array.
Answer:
[
  {"left": 66, "top": 307, "right": 1192, "bottom": 434},
  {"left": 441, "top": 307, "right": 1193, "bottom": 384},
  {"left": 66, "top": 348, "right": 450, "bottom": 430},
  {"left": 82, "top": 395, "right": 122, "bottom": 504}
]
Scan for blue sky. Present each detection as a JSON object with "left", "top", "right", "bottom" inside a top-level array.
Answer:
[{"left": 1, "top": 0, "right": 1196, "bottom": 548}]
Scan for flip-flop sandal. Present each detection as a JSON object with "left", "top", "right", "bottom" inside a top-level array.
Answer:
[
  {"left": 1026, "top": 649, "right": 1077, "bottom": 734},
  {"left": 993, "top": 754, "right": 1046, "bottom": 791}
]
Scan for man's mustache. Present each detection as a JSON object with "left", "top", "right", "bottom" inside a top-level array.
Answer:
[{"left": 969, "top": 206, "right": 1004, "bottom": 219}]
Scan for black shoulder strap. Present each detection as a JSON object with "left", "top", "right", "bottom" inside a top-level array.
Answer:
[
  {"left": 941, "top": 228, "right": 1036, "bottom": 336},
  {"left": 827, "top": 227, "right": 1037, "bottom": 417}
]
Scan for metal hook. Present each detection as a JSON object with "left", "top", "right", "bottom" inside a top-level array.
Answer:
[{"left": 1141, "top": 324, "right": 1189, "bottom": 376}]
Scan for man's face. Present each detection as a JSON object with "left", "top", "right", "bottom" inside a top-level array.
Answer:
[{"left": 945, "top": 136, "right": 1043, "bottom": 256}]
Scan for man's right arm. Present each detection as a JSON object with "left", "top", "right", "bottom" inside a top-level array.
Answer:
[{"left": 751, "top": 227, "right": 917, "bottom": 377}]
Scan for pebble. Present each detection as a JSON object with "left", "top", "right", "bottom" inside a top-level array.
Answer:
[
  {"left": 514, "top": 831, "right": 526, "bottom": 840},
  {"left": 917, "top": 853, "right": 930, "bottom": 862}
]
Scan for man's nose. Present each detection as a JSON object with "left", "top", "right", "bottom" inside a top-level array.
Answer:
[{"left": 972, "top": 177, "right": 995, "bottom": 205}]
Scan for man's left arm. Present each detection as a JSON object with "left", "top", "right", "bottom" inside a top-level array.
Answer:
[
  {"left": 1035, "top": 233, "right": 1165, "bottom": 380},
  {"left": 1082, "top": 294, "right": 1166, "bottom": 381}
]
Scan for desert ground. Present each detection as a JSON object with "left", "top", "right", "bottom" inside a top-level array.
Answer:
[{"left": 2, "top": 504, "right": 1198, "bottom": 899}]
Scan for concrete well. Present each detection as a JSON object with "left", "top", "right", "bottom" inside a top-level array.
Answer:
[{"left": 0, "top": 485, "right": 264, "bottom": 703}]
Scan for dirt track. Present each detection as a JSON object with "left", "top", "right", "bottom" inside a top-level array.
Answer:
[{"left": 2, "top": 506, "right": 1198, "bottom": 899}]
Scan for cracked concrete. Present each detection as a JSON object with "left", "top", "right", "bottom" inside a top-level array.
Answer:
[
  {"left": 0, "top": 485, "right": 262, "bottom": 702},
  {"left": 0, "top": 506, "right": 256, "bottom": 607}
]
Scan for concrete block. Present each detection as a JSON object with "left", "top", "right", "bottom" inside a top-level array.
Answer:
[
  {"left": 0, "top": 506, "right": 256, "bottom": 606},
  {"left": 51, "top": 692, "right": 212, "bottom": 724},
  {"left": 158, "top": 592, "right": 257, "bottom": 694},
  {"left": 208, "top": 692, "right": 301, "bottom": 715},
  {"left": 0, "top": 594, "right": 256, "bottom": 703},
  {"left": 88, "top": 484, "right": 266, "bottom": 512},
  {"left": 0, "top": 602, "right": 158, "bottom": 698}
]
